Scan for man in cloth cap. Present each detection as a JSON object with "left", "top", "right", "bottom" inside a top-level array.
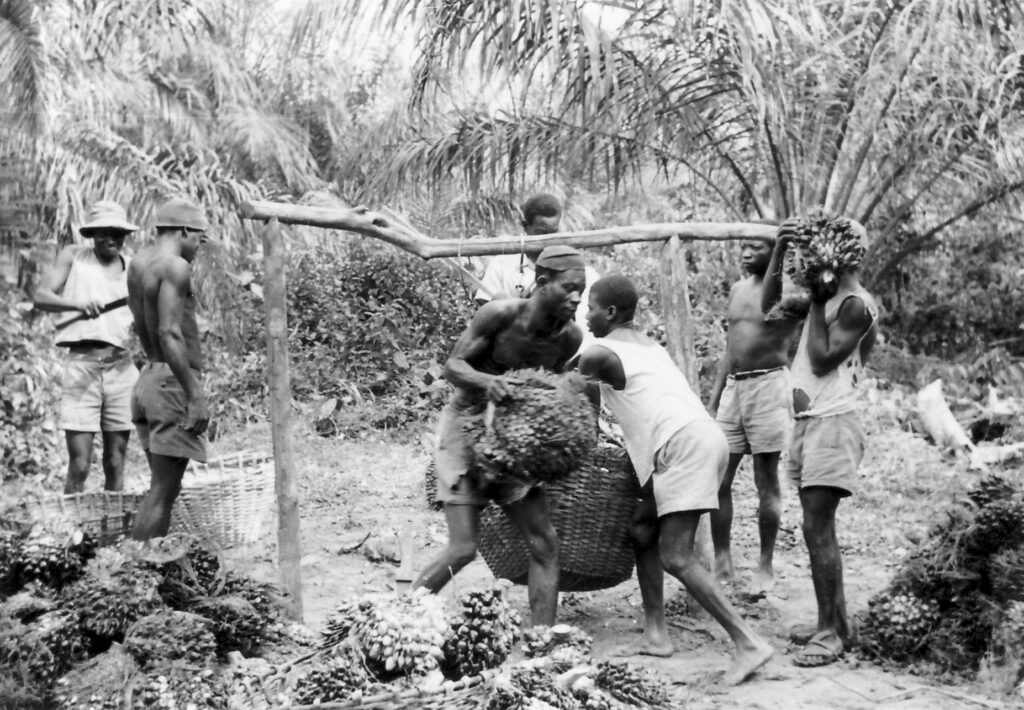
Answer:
[
  {"left": 416, "top": 245, "right": 589, "bottom": 626},
  {"left": 127, "top": 197, "right": 211, "bottom": 540},
  {"left": 35, "top": 201, "right": 140, "bottom": 493},
  {"left": 475, "top": 193, "right": 601, "bottom": 357}
]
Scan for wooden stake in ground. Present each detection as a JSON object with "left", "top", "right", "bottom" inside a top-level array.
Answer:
[{"left": 261, "top": 218, "right": 303, "bottom": 620}]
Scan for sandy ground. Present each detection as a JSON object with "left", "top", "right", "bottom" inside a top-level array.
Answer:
[{"left": 101, "top": 403, "right": 1020, "bottom": 709}]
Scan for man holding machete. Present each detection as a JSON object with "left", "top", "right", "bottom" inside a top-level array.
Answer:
[{"left": 35, "top": 201, "right": 139, "bottom": 493}]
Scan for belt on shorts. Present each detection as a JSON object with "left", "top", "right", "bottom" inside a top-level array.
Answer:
[
  {"left": 65, "top": 348, "right": 131, "bottom": 365},
  {"left": 730, "top": 365, "right": 786, "bottom": 381}
]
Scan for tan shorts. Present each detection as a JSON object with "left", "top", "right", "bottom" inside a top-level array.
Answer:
[
  {"left": 434, "top": 403, "right": 536, "bottom": 507},
  {"left": 716, "top": 367, "right": 792, "bottom": 455},
  {"left": 650, "top": 419, "right": 729, "bottom": 516},
  {"left": 787, "top": 413, "right": 864, "bottom": 497},
  {"left": 130, "top": 363, "right": 207, "bottom": 462},
  {"left": 59, "top": 352, "right": 138, "bottom": 432}
]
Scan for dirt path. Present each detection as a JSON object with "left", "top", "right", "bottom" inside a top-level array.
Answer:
[{"left": 193, "top": 414, "right": 1015, "bottom": 710}]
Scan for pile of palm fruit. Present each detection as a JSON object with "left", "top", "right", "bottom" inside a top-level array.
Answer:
[
  {"left": 462, "top": 368, "right": 597, "bottom": 485},
  {"left": 858, "top": 472, "right": 1024, "bottom": 688},
  {"left": 0, "top": 524, "right": 284, "bottom": 709}
]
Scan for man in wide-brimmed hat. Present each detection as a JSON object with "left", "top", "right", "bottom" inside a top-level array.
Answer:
[
  {"left": 34, "top": 201, "right": 140, "bottom": 493},
  {"left": 127, "top": 196, "right": 211, "bottom": 540}
]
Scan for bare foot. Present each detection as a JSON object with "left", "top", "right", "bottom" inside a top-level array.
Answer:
[
  {"left": 610, "top": 637, "right": 675, "bottom": 658},
  {"left": 749, "top": 567, "right": 776, "bottom": 595},
  {"left": 714, "top": 554, "right": 735, "bottom": 584},
  {"left": 722, "top": 639, "right": 774, "bottom": 686}
]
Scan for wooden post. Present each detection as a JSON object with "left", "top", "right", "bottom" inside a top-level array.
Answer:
[
  {"left": 261, "top": 218, "right": 303, "bottom": 620},
  {"left": 657, "top": 236, "right": 714, "bottom": 569}
]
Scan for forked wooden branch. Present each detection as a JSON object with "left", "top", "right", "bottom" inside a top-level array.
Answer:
[{"left": 240, "top": 200, "right": 777, "bottom": 258}]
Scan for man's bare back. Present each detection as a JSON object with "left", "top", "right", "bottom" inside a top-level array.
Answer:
[{"left": 127, "top": 246, "right": 203, "bottom": 371}]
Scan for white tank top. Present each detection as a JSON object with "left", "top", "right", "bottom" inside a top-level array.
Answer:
[
  {"left": 790, "top": 287, "right": 878, "bottom": 419},
  {"left": 57, "top": 245, "right": 132, "bottom": 348},
  {"left": 592, "top": 335, "right": 710, "bottom": 485}
]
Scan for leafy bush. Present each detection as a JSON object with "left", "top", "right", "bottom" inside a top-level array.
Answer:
[{"left": 0, "top": 284, "right": 63, "bottom": 482}]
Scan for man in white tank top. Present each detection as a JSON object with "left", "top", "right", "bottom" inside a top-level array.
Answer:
[
  {"left": 34, "top": 201, "right": 139, "bottom": 494},
  {"left": 579, "top": 275, "right": 773, "bottom": 686},
  {"left": 761, "top": 218, "right": 878, "bottom": 668}
]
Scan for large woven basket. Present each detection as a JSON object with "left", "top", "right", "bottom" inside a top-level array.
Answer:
[
  {"left": 477, "top": 445, "right": 639, "bottom": 592},
  {"left": 169, "top": 451, "right": 274, "bottom": 548},
  {"left": 0, "top": 491, "right": 146, "bottom": 546}
]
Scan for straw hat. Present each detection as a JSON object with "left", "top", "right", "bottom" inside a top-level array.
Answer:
[
  {"left": 155, "top": 197, "right": 209, "bottom": 231},
  {"left": 79, "top": 201, "right": 138, "bottom": 235}
]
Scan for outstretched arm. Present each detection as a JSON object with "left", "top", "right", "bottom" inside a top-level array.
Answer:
[
  {"left": 805, "top": 295, "right": 874, "bottom": 377},
  {"left": 157, "top": 260, "right": 208, "bottom": 434}
]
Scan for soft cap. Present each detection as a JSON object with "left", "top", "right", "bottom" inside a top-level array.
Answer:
[
  {"left": 79, "top": 201, "right": 138, "bottom": 235},
  {"left": 155, "top": 197, "right": 209, "bottom": 231},
  {"left": 535, "top": 245, "right": 586, "bottom": 271}
]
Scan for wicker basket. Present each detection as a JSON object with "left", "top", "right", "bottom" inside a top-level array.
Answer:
[
  {"left": 169, "top": 451, "right": 275, "bottom": 548},
  {"left": 477, "top": 445, "right": 639, "bottom": 592},
  {"left": 0, "top": 491, "right": 146, "bottom": 546}
]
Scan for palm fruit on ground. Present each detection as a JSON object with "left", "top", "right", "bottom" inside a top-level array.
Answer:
[
  {"left": 988, "top": 545, "right": 1024, "bottom": 604},
  {"left": 464, "top": 369, "right": 597, "bottom": 484},
  {"left": 0, "top": 610, "right": 86, "bottom": 688},
  {"left": 132, "top": 665, "right": 228, "bottom": 709},
  {"left": 190, "top": 595, "right": 266, "bottom": 656},
  {"left": 968, "top": 499, "right": 1024, "bottom": 553},
  {"left": 124, "top": 610, "right": 217, "bottom": 669},
  {"left": 967, "top": 474, "right": 1019, "bottom": 509},
  {"left": 593, "top": 661, "right": 668, "bottom": 707},
  {"left": 857, "top": 590, "right": 941, "bottom": 663},
  {"left": 321, "top": 588, "right": 449, "bottom": 678},
  {"left": 0, "top": 530, "right": 23, "bottom": 595},
  {"left": 487, "top": 667, "right": 579, "bottom": 710},
  {"left": 923, "top": 591, "right": 997, "bottom": 672},
  {"left": 60, "top": 560, "right": 164, "bottom": 648},
  {"left": 16, "top": 521, "right": 96, "bottom": 591},
  {"left": 53, "top": 643, "right": 139, "bottom": 710},
  {"left": 987, "top": 600, "right": 1024, "bottom": 684},
  {"left": 157, "top": 540, "right": 223, "bottom": 609},
  {"left": 1, "top": 583, "right": 57, "bottom": 622},
  {"left": 220, "top": 571, "right": 281, "bottom": 622},
  {"left": 293, "top": 645, "right": 373, "bottom": 705},
  {"left": 521, "top": 624, "right": 593, "bottom": 669},
  {"left": 442, "top": 583, "right": 522, "bottom": 679}
]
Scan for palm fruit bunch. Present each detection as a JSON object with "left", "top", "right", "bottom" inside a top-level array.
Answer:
[
  {"left": 60, "top": 558, "right": 164, "bottom": 647},
  {"left": 486, "top": 667, "right": 579, "bottom": 710},
  {"left": 0, "top": 610, "right": 86, "bottom": 687},
  {"left": 967, "top": 474, "right": 1019, "bottom": 508},
  {"left": 156, "top": 540, "right": 223, "bottom": 609},
  {"left": 1, "top": 583, "right": 56, "bottom": 621},
  {"left": 293, "top": 645, "right": 373, "bottom": 705},
  {"left": 782, "top": 209, "right": 865, "bottom": 297},
  {"left": 987, "top": 545, "right": 1024, "bottom": 604},
  {"left": 442, "top": 583, "right": 522, "bottom": 678},
  {"left": 989, "top": 601, "right": 1024, "bottom": 666},
  {"left": 220, "top": 571, "right": 280, "bottom": 623},
  {"left": 321, "top": 588, "right": 450, "bottom": 677},
  {"left": 857, "top": 590, "right": 941, "bottom": 662},
  {"left": 53, "top": 643, "right": 139, "bottom": 710},
  {"left": 132, "top": 666, "right": 228, "bottom": 709},
  {"left": 123, "top": 611, "right": 218, "bottom": 670},
  {"left": 0, "top": 530, "right": 23, "bottom": 595},
  {"left": 593, "top": 661, "right": 668, "bottom": 707},
  {"left": 967, "top": 498, "right": 1024, "bottom": 554},
  {"left": 190, "top": 595, "right": 267, "bottom": 656},
  {"left": 464, "top": 369, "right": 597, "bottom": 484},
  {"left": 521, "top": 624, "right": 593, "bottom": 669},
  {"left": 16, "top": 520, "right": 96, "bottom": 591}
]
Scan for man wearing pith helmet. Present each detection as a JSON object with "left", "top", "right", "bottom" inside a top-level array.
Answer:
[
  {"left": 34, "top": 201, "right": 140, "bottom": 494},
  {"left": 127, "top": 196, "right": 212, "bottom": 540}
]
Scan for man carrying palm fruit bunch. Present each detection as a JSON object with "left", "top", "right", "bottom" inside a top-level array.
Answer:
[
  {"left": 414, "top": 245, "right": 592, "bottom": 628},
  {"left": 762, "top": 212, "right": 879, "bottom": 668}
]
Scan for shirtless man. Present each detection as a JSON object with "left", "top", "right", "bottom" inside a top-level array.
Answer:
[
  {"left": 762, "top": 218, "right": 878, "bottom": 667},
  {"left": 580, "top": 275, "right": 773, "bottom": 686},
  {"left": 707, "top": 238, "right": 802, "bottom": 595},
  {"left": 415, "top": 245, "right": 588, "bottom": 626},
  {"left": 126, "top": 197, "right": 210, "bottom": 541}
]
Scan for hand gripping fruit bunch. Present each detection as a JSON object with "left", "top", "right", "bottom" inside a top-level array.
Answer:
[
  {"left": 858, "top": 590, "right": 941, "bottom": 662},
  {"left": 521, "top": 624, "right": 593, "bottom": 670},
  {"left": 321, "top": 588, "right": 449, "bottom": 677},
  {"left": 442, "top": 583, "right": 522, "bottom": 678},
  {"left": 781, "top": 210, "right": 866, "bottom": 303},
  {"left": 465, "top": 369, "right": 597, "bottom": 485}
]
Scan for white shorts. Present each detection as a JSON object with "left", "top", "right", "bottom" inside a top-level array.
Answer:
[{"left": 650, "top": 419, "right": 729, "bottom": 516}]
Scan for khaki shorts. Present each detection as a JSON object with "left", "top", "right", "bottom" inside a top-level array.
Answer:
[
  {"left": 716, "top": 367, "right": 792, "bottom": 455},
  {"left": 787, "top": 413, "right": 864, "bottom": 497},
  {"left": 650, "top": 419, "right": 729, "bottom": 516},
  {"left": 59, "top": 352, "right": 138, "bottom": 432},
  {"left": 131, "top": 362, "right": 207, "bottom": 462},
  {"left": 434, "top": 402, "right": 537, "bottom": 507}
]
